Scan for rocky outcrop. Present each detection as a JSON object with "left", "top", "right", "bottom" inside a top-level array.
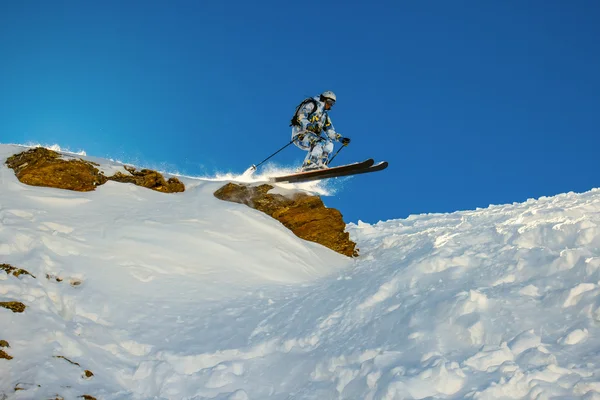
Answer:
[
  {"left": 214, "top": 183, "right": 358, "bottom": 257},
  {"left": 0, "top": 340, "right": 11, "bottom": 360},
  {"left": 54, "top": 356, "right": 94, "bottom": 380},
  {"left": 0, "top": 301, "right": 26, "bottom": 313},
  {"left": 5, "top": 147, "right": 184, "bottom": 193},
  {"left": 107, "top": 165, "right": 184, "bottom": 193},
  {"left": 0, "top": 264, "right": 35, "bottom": 278},
  {"left": 6, "top": 148, "right": 107, "bottom": 191}
]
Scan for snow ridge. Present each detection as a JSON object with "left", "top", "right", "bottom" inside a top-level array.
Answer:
[{"left": 2, "top": 143, "right": 600, "bottom": 399}]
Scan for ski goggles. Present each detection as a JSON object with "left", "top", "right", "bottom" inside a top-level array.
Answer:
[{"left": 325, "top": 98, "right": 335, "bottom": 106}]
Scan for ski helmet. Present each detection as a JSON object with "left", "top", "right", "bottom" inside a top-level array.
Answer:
[{"left": 320, "top": 90, "right": 336, "bottom": 104}]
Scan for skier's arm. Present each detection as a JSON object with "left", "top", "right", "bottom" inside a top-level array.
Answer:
[
  {"left": 325, "top": 116, "right": 351, "bottom": 145},
  {"left": 298, "top": 103, "right": 316, "bottom": 131},
  {"left": 324, "top": 115, "right": 338, "bottom": 140}
]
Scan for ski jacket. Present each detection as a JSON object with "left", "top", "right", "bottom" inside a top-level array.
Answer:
[{"left": 292, "top": 96, "right": 337, "bottom": 141}]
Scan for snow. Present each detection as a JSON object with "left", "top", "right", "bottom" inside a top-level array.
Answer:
[{"left": 2, "top": 143, "right": 600, "bottom": 399}]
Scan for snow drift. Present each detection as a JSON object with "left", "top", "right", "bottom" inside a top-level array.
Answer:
[{"left": 2, "top": 143, "right": 600, "bottom": 399}]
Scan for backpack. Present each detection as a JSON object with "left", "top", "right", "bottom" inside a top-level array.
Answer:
[{"left": 289, "top": 97, "right": 318, "bottom": 127}]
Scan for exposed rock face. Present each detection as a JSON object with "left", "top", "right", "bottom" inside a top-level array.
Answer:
[
  {"left": 0, "top": 264, "right": 35, "bottom": 278},
  {"left": 107, "top": 165, "right": 185, "bottom": 193},
  {"left": 0, "top": 301, "right": 26, "bottom": 313},
  {"left": 0, "top": 349, "right": 12, "bottom": 360},
  {"left": 5, "top": 148, "right": 107, "bottom": 191},
  {"left": 214, "top": 183, "right": 358, "bottom": 257},
  {"left": 5, "top": 147, "right": 185, "bottom": 193}
]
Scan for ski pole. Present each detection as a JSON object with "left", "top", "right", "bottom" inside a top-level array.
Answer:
[
  {"left": 247, "top": 139, "right": 295, "bottom": 172},
  {"left": 326, "top": 144, "right": 346, "bottom": 166}
]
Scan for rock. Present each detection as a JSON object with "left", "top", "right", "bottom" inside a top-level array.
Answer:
[
  {"left": 54, "top": 355, "right": 80, "bottom": 366},
  {"left": 107, "top": 165, "right": 185, "bottom": 193},
  {"left": 6, "top": 148, "right": 185, "bottom": 194},
  {"left": 46, "top": 274, "right": 63, "bottom": 282},
  {"left": 214, "top": 183, "right": 358, "bottom": 257},
  {"left": 0, "top": 350, "right": 12, "bottom": 360},
  {"left": 5, "top": 148, "right": 107, "bottom": 191},
  {"left": 0, "top": 301, "right": 26, "bottom": 313},
  {"left": 1, "top": 264, "right": 35, "bottom": 278}
]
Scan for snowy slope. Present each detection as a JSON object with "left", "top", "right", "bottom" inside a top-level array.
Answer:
[{"left": 2, "top": 144, "right": 600, "bottom": 399}]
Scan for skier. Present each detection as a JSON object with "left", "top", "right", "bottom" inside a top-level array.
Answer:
[{"left": 290, "top": 91, "right": 351, "bottom": 171}]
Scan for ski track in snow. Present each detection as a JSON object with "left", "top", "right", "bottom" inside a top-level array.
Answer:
[{"left": 2, "top": 144, "right": 600, "bottom": 399}]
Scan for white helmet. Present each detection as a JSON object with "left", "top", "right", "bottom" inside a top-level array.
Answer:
[{"left": 320, "top": 90, "right": 336, "bottom": 103}]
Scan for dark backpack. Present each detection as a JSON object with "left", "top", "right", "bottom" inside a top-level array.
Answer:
[{"left": 289, "top": 97, "right": 318, "bottom": 127}]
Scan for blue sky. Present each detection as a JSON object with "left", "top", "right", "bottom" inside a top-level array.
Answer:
[{"left": 1, "top": 1, "right": 599, "bottom": 224}]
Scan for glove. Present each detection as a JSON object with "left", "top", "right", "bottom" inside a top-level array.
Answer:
[
  {"left": 297, "top": 133, "right": 305, "bottom": 141},
  {"left": 341, "top": 137, "right": 351, "bottom": 146}
]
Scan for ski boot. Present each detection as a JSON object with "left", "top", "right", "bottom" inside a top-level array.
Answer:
[{"left": 300, "top": 156, "right": 328, "bottom": 172}]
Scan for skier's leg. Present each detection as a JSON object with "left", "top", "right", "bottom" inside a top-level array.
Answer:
[
  {"left": 292, "top": 128, "right": 312, "bottom": 150},
  {"left": 301, "top": 140, "right": 329, "bottom": 170},
  {"left": 301, "top": 144, "right": 321, "bottom": 170},
  {"left": 292, "top": 128, "right": 318, "bottom": 170},
  {"left": 293, "top": 128, "right": 328, "bottom": 170},
  {"left": 309, "top": 143, "right": 324, "bottom": 160},
  {"left": 321, "top": 140, "right": 334, "bottom": 164},
  {"left": 302, "top": 150, "right": 313, "bottom": 167}
]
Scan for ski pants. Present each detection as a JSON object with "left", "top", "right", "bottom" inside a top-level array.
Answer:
[{"left": 291, "top": 129, "right": 334, "bottom": 163}]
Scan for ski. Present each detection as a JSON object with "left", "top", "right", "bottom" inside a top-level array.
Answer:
[
  {"left": 282, "top": 161, "right": 388, "bottom": 183},
  {"left": 269, "top": 159, "right": 374, "bottom": 183},
  {"left": 299, "top": 161, "right": 388, "bottom": 183},
  {"left": 270, "top": 159, "right": 387, "bottom": 184}
]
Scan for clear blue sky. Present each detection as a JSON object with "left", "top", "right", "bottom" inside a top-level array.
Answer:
[{"left": 1, "top": 1, "right": 599, "bottom": 224}]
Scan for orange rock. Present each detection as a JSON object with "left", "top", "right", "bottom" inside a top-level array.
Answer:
[
  {"left": 214, "top": 183, "right": 358, "bottom": 257},
  {"left": 5, "top": 148, "right": 185, "bottom": 193},
  {"left": 0, "top": 301, "right": 26, "bottom": 313},
  {"left": 5, "top": 148, "right": 107, "bottom": 191},
  {"left": 107, "top": 165, "right": 185, "bottom": 193}
]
